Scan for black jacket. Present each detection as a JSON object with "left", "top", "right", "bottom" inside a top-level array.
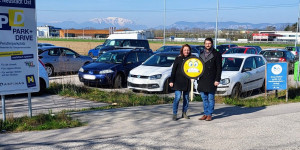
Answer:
[
  {"left": 197, "top": 49, "right": 222, "bottom": 92},
  {"left": 170, "top": 56, "right": 191, "bottom": 91}
]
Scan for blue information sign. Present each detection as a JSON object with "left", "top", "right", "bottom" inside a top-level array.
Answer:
[{"left": 266, "top": 63, "right": 288, "bottom": 90}]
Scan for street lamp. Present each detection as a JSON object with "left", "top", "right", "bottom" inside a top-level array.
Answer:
[
  {"left": 163, "top": 0, "right": 166, "bottom": 45},
  {"left": 214, "top": 0, "right": 219, "bottom": 49}
]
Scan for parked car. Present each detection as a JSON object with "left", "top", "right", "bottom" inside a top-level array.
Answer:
[
  {"left": 223, "top": 47, "right": 257, "bottom": 54},
  {"left": 88, "top": 44, "right": 104, "bottom": 58},
  {"left": 194, "top": 54, "right": 266, "bottom": 98},
  {"left": 216, "top": 44, "right": 238, "bottom": 54},
  {"left": 285, "top": 46, "right": 300, "bottom": 58},
  {"left": 38, "top": 46, "right": 93, "bottom": 76},
  {"left": 127, "top": 52, "right": 179, "bottom": 93},
  {"left": 38, "top": 43, "right": 55, "bottom": 47},
  {"left": 260, "top": 49, "right": 296, "bottom": 73},
  {"left": 79, "top": 49, "right": 153, "bottom": 88},
  {"left": 155, "top": 45, "right": 201, "bottom": 56},
  {"left": 244, "top": 45, "right": 262, "bottom": 53},
  {"left": 38, "top": 59, "right": 49, "bottom": 94},
  {"left": 94, "top": 39, "right": 152, "bottom": 56}
]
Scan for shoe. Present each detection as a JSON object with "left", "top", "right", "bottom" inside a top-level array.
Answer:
[
  {"left": 206, "top": 115, "right": 212, "bottom": 121},
  {"left": 182, "top": 112, "right": 190, "bottom": 119},
  {"left": 199, "top": 115, "right": 207, "bottom": 120},
  {"left": 172, "top": 114, "right": 177, "bottom": 121}
]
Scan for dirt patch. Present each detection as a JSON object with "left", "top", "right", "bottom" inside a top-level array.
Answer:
[{"left": 39, "top": 40, "right": 173, "bottom": 55}]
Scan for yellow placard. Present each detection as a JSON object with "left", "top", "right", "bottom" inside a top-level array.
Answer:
[
  {"left": 182, "top": 57, "right": 204, "bottom": 79},
  {"left": 0, "top": 51, "right": 23, "bottom": 57}
]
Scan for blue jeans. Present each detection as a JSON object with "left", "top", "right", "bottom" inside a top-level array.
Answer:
[
  {"left": 173, "top": 90, "right": 189, "bottom": 115},
  {"left": 200, "top": 92, "right": 215, "bottom": 116}
]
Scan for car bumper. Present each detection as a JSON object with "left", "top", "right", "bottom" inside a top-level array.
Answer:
[
  {"left": 78, "top": 72, "right": 113, "bottom": 86},
  {"left": 127, "top": 77, "right": 164, "bottom": 92}
]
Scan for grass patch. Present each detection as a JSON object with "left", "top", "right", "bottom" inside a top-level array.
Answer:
[
  {"left": 47, "top": 83, "right": 173, "bottom": 107},
  {"left": 0, "top": 111, "right": 84, "bottom": 133}
]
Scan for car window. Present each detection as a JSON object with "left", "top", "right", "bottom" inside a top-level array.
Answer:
[
  {"left": 225, "top": 48, "right": 246, "bottom": 54},
  {"left": 243, "top": 57, "right": 256, "bottom": 70},
  {"left": 263, "top": 51, "right": 284, "bottom": 58},
  {"left": 255, "top": 56, "right": 265, "bottom": 68},
  {"left": 137, "top": 52, "right": 152, "bottom": 62},
  {"left": 61, "top": 48, "right": 76, "bottom": 57},
  {"left": 126, "top": 52, "right": 138, "bottom": 64},
  {"left": 48, "top": 49, "right": 60, "bottom": 56},
  {"left": 143, "top": 54, "right": 176, "bottom": 67},
  {"left": 222, "top": 57, "right": 243, "bottom": 71},
  {"left": 96, "top": 51, "right": 127, "bottom": 64}
]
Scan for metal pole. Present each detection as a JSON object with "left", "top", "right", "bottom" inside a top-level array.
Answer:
[
  {"left": 297, "top": 0, "right": 300, "bottom": 88},
  {"left": 1, "top": 95, "right": 6, "bottom": 121},
  {"left": 163, "top": 0, "right": 166, "bottom": 45},
  {"left": 28, "top": 93, "right": 32, "bottom": 118},
  {"left": 190, "top": 79, "right": 194, "bottom": 101},
  {"left": 214, "top": 0, "right": 219, "bottom": 49}
]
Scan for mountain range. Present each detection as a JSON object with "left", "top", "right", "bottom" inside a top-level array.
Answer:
[{"left": 37, "top": 17, "right": 291, "bottom": 30}]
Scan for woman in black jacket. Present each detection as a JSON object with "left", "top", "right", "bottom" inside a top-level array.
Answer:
[{"left": 169, "top": 44, "right": 192, "bottom": 121}]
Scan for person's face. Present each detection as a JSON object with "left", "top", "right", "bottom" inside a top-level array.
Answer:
[
  {"left": 183, "top": 46, "right": 191, "bottom": 57},
  {"left": 205, "top": 40, "right": 212, "bottom": 50}
]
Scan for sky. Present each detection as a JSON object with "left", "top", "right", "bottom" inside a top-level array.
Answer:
[{"left": 36, "top": 0, "right": 300, "bottom": 28}]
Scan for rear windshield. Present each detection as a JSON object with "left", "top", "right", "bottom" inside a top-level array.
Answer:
[{"left": 262, "top": 51, "right": 284, "bottom": 58}]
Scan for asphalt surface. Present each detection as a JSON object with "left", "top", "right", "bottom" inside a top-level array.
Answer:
[{"left": 1, "top": 95, "right": 300, "bottom": 150}]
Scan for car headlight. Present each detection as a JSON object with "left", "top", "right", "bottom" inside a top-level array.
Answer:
[
  {"left": 99, "top": 69, "right": 113, "bottom": 74},
  {"left": 79, "top": 67, "right": 84, "bottom": 72},
  {"left": 220, "top": 78, "right": 230, "bottom": 85},
  {"left": 149, "top": 74, "right": 162, "bottom": 80}
]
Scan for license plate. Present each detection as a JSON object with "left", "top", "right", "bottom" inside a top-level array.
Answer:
[{"left": 83, "top": 74, "right": 96, "bottom": 80}]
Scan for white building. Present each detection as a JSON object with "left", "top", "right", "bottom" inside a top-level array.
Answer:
[
  {"left": 37, "top": 25, "right": 61, "bottom": 38},
  {"left": 253, "top": 31, "right": 300, "bottom": 42}
]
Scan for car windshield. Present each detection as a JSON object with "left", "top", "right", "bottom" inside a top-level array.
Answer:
[
  {"left": 95, "top": 51, "right": 127, "bottom": 64},
  {"left": 262, "top": 51, "right": 284, "bottom": 58},
  {"left": 103, "top": 39, "right": 123, "bottom": 46},
  {"left": 143, "top": 54, "right": 176, "bottom": 67},
  {"left": 222, "top": 57, "right": 243, "bottom": 71},
  {"left": 224, "top": 48, "right": 246, "bottom": 54}
]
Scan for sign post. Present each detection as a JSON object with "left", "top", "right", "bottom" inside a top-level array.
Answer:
[
  {"left": 0, "top": 1, "right": 38, "bottom": 119},
  {"left": 182, "top": 56, "right": 204, "bottom": 101},
  {"left": 266, "top": 62, "right": 288, "bottom": 102}
]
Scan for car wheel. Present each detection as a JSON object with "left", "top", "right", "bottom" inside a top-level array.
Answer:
[
  {"left": 36, "top": 78, "right": 46, "bottom": 95},
  {"left": 45, "top": 65, "right": 54, "bottom": 77},
  {"left": 231, "top": 83, "right": 241, "bottom": 99},
  {"left": 113, "top": 74, "right": 123, "bottom": 88},
  {"left": 162, "top": 78, "right": 171, "bottom": 94},
  {"left": 88, "top": 52, "right": 94, "bottom": 58}
]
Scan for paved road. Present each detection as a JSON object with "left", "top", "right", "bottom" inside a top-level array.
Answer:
[{"left": 1, "top": 98, "right": 300, "bottom": 149}]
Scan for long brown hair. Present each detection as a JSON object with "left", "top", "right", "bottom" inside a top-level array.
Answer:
[{"left": 180, "top": 44, "right": 191, "bottom": 57}]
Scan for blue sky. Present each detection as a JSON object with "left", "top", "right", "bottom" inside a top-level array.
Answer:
[{"left": 36, "top": 0, "right": 299, "bottom": 27}]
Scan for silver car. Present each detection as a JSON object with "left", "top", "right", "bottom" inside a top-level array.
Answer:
[{"left": 38, "top": 46, "right": 93, "bottom": 76}]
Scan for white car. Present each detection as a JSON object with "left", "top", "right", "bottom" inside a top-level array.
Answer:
[
  {"left": 127, "top": 52, "right": 179, "bottom": 93},
  {"left": 38, "top": 59, "right": 50, "bottom": 94},
  {"left": 194, "top": 54, "right": 266, "bottom": 98}
]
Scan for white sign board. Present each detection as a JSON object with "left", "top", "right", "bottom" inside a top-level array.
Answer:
[{"left": 0, "top": 0, "right": 39, "bottom": 95}]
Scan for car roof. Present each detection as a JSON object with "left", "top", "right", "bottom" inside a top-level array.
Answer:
[
  {"left": 261, "top": 48, "right": 287, "bottom": 51},
  {"left": 156, "top": 52, "right": 180, "bottom": 55},
  {"left": 222, "top": 54, "right": 261, "bottom": 58},
  {"left": 38, "top": 46, "right": 66, "bottom": 50},
  {"left": 229, "top": 46, "right": 250, "bottom": 49},
  {"left": 106, "top": 48, "right": 152, "bottom": 53}
]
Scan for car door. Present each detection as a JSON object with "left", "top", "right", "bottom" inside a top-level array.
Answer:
[
  {"left": 60, "top": 48, "right": 81, "bottom": 72},
  {"left": 254, "top": 56, "right": 266, "bottom": 89},
  {"left": 46, "top": 48, "right": 62, "bottom": 72},
  {"left": 124, "top": 52, "right": 139, "bottom": 77},
  {"left": 241, "top": 57, "right": 257, "bottom": 91}
]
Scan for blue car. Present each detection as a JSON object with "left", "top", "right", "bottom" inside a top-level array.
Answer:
[
  {"left": 88, "top": 45, "right": 104, "bottom": 58},
  {"left": 79, "top": 49, "right": 153, "bottom": 88}
]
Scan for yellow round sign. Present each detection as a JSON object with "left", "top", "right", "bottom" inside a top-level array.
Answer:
[{"left": 182, "top": 56, "right": 204, "bottom": 79}]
